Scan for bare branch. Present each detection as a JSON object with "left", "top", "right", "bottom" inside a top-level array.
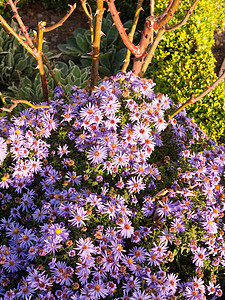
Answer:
[
  {"left": 106, "top": 0, "right": 140, "bottom": 56},
  {"left": 168, "top": 70, "right": 225, "bottom": 120},
  {"left": 122, "top": 0, "right": 144, "bottom": 72},
  {"left": 155, "top": 0, "right": 180, "bottom": 30},
  {"left": 90, "top": 0, "right": 104, "bottom": 90},
  {"left": 157, "top": 0, "right": 174, "bottom": 21},
  {"left": 0, "top": 99, "right": 50, "bottom": 113},
  {"left": 139, "top": 27, "right": 165, "bottom": 77},
  {"left": 7, "top": 0, "right": 35, "bottom": 50},
  {"left": 150, "top": 0, "right": 155, "bottom": 17},
  {"left": 43, "top": 3, "right": 77, "bottom": 33},
  {"left": 166, "top": 0, "right": 201, "bottom": 32},
  {"left": 80, "top": 0, "right": 94, "bottom": 45},
  {"left": 149, "top": 0, "right": 155, "bottom": 43}
]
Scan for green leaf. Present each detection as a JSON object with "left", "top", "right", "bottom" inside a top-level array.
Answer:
[
  {"left": 100, "top": 51, "right": 113, "bottom": 70},
  {"left": 72, "top": 66, "right": 81, "bottom": 78},
  {"left": 106, "top": 25, "right": 119, "bottom": 47},
  {"left": 76, "top": 34, "right": 91, "bottom": 53}
]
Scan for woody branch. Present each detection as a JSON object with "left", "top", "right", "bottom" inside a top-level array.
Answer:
[
  {"left": 0, "top": 2, "right": 76, "bottom": 103},
  {"left": 140, "top": 0, "right": 201, "bottom": 76},
  {"left": 90, "top": 0, "right": 104, "bottom": 90},
  {"left": 106, "top": 0, "right": 181, "bottom": 75},
  {"left": 168, "top": 70, "right": 225, "bottom": 120}
]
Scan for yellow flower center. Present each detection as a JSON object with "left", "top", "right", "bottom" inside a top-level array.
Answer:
[{"left": 55, "top": 228, "right": 62, "bottom": 235}]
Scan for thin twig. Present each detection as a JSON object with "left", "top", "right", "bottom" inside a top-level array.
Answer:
[
  {"left": 166, "top": 0, "right": 201, "bottom": 31},
  {"left": 155, "top": 0, "right": 180, "bottom": 30},
  {"left": 149, "top": 0, "right": 155, "bottom": 43},
  {"left": 37, "top": 21, "right": 49, "bottom": 103},
  {"left": 168, "top": 70, "right": 225, "bottom": 120},
  {"left": 7, "top": 0, "right": 35, "bottom": 50},
  {"left": 0, "top": 15, "right": 33, "bottom": 55},
  {"left": 42, "top": 3, "right": 77, "bottom": 33},
  {"left": 106, "top": 0, "right": 140, "bottom": 56},
  {"left": 80, "top": 0, "right": 94, "bottom": 45},
  {"left": 0, "top": 99, "right": 50, "bottom": 113}
]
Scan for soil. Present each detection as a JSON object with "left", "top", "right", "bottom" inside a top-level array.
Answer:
[
  {"left": 18, "top": 2, "right": 89, "bottom": 50},
  {"left": 18, "top": 2, "right": 225, "bottom": 76}
]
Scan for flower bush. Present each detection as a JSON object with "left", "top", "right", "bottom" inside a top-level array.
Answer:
[{"left": 0, "top": 72, "right": 225, "bottom": 299}]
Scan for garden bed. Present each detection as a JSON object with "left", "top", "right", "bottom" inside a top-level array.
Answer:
[{"left": 19, "top": 2, "right": 225, "bottom": 76}]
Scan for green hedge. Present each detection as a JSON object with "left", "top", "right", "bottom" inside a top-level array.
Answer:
[
  {"left": 146, "top": 0, "right": 225, "bottom": 142},
  {"left": 111, "top": 0, "right": 225, "bottom": 142}
]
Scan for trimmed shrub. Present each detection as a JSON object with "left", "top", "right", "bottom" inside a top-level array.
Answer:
[{"left": 146, "top": 0, "right": 225, "bottom": 143}]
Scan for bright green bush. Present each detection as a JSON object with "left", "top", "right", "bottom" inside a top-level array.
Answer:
[{"left": 145, "top": 0, "right": 225, "bottom": 143}]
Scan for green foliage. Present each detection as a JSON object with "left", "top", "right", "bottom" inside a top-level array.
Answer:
[
  {"left": 144, "top": 0, "right": 225, "bottom": 143},
  {"left": 58, "top": 14, "right": 137, "bottom": 77},
  {"left": 0, "top": 20, "right": 89, "bottom": 102},
  {"left": 108, "top": 0, "right": 225, "bottom": 142},
  {"left": 7, "top": 61, "right": 90, "bottom": 101},
  {"left": 0, "top": 20, "right": 49, "bottom": 91}
]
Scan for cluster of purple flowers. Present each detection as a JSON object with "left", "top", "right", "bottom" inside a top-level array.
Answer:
[{"left": 0, "top": 72, "right": 224, "bottom": 299}]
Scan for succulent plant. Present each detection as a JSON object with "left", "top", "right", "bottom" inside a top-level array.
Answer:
[
  {"left": 7, "top": 61, "right": 90, "bottom": 101},
  {"left": 0, "top": 20, "right": 36, "bottom": 90},
  {"left": 0, "top": 20, "right": 56, "bottom": 91},
  {"left": 58, "top": 14, "right": 138, "bottom": 77},
  {"left": 0, "top": 20, "right": 89, "bottom": 102}
]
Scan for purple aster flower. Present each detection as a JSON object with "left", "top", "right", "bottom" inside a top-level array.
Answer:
[
  {"left": 80, "top": 103, "right": 97, "bottom": 121},
  {"left": 192, "top": 247, "right": 209, "bottom": 267},
  {"left": 156, "top": 199, "right": 174, "bottom": 218},
  {"left": 88, "top": 281, "right": 109, "bottom": 299},
  {"left": 75, "top": 237, "right": 96, "bottom": 259},
  {"left": 0, "top": 173, "right": 10, "bottom": 189},
  {"left": 49, "top": 223, "right": 70, "bottom": 241},
  {"left": 15, "top": 284, "right": 36, "bottom": 299},
  {"left": 87, "top": 145, "right": 107, "bottom": 164},
  {"left": 93, "top": 81, "right": 114, "bottom": 97},
  {"left": 127, "top": 176, "right": 146, "bottom": 194},
  {"left": 112, "top": 152, "right": 129, "bottom": 168},
  {"left": 2, "top": 254, "right": 21, "bottom": 273},
  {"left": 101, "top": 95, "right": 120, "bottom": 115},
  {"left": 105, "top": 115, "right": 121, "bottom": 131},
  {"left": 130, "top": 246, "right": 147, "bottom": 263},
  {"left": 133, "top": 122, "right": 151, "bottom": 142},
  {"left": 57, "top": 144, "right": 70, "bottom": 157},
  {"left": 170, "top": 218, "right": 186, "bottom": 233},
  {"left": 68, "top": 249, "right": 76, "bottom": 257},
  {"left": 117, "top": 218, "right": 134, "bottom": 238},
  {"left": 68, "top": 207, "right": 89, "bottom": 228},
  {"left": 116, "top": 177, "right": 125, "bottom": 189},
  {"left": 147, "top": 250, "right": 162, "bottom": 266},
  {"left": 202, "top": 216, "right": 218, "bottom": 234},
  {"left": 130, "top": 290, "right": 151, "bottom": 300},
  {"left": 19, "top": 228, "right": 37, "bottom": 249},
  {"left": 41, "top": 113, "right": 58, "bottom": 131},
  {"left": 32, "top": 208, "right": 47, "bottom": 222},
  {"left": 65, "top": 171, "right": 82, "bottom": 185},
  {"left": 122, "top": 276, "right": 141, "bottom": 295}
]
